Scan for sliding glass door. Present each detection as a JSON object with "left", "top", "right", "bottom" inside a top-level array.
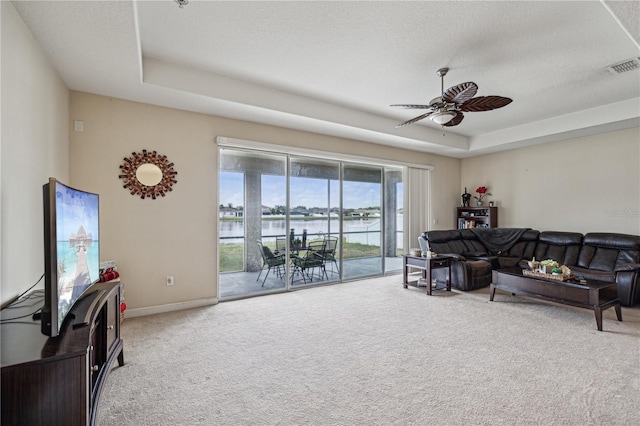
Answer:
[
  {"left": 342, "top": 164, "right": 383, "bottom": 279},
  {"left": 289, "top": 157, "right": 340, "bottom": 287},
  {"left": 219, "top": 149, "right": 287, "bottom": 298},
  {"left": 385, "top": 166, "right": 404, "bottom": 272},
  {"left": 218, "top": 147, "right": 407, "bottom": 299}
]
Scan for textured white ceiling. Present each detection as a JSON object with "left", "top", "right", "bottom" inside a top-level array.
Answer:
[{"left": 11, "top": 0, "right": 640, "bottom": 157}]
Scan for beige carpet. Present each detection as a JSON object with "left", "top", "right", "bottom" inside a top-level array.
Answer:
[{"left": 97, "top": 275, "right": 640, "bottom": 425}]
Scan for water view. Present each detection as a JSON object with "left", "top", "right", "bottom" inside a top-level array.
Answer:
[{"left": 220, "top": 216, "right": 403, "bottom": 246}]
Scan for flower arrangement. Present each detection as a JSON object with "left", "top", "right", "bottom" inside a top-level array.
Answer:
[
  {"left": 540, "top": 259, "right": 559, "bottom": 269},
  {"left": 474, "top": 186, "right": 491, "bottom": 202},
  {"left": 540, "top": 259, "right": 559, "bottom": 274}
]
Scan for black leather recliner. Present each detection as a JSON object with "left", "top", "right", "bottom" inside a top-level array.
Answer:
[{"left": 422, "top": 230, "right": 493, "bottom": 291}]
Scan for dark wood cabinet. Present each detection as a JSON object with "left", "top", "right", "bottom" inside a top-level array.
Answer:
[
  {"left": 1, "top": 282, "right": 124, "bottom": 426},
  {"left": 456, "top": 206, "right": 498, "bottom": 229}
]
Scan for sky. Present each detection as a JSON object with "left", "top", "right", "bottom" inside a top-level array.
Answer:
[
  {"left": 220, "top": 172, "right": 402, "bottom": 210},
  {"left": 55, "top": 182, "right": 100, "bottom": 240}
]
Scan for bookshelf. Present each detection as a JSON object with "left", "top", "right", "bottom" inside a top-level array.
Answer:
[{"left": 456, "top": 206, "right": 498, "bottom": 229}]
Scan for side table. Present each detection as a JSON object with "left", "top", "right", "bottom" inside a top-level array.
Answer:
[{"left": 403, "top": 254, "right": 452, "bottom": 295}]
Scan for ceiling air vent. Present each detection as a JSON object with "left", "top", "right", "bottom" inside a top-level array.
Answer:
[{"left": 606, "top": 58, "right": 640, "bottom": 74}]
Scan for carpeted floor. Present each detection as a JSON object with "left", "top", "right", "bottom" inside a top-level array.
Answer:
[{"left": 96, "top": 275, "right": 640, "bottom": 425}]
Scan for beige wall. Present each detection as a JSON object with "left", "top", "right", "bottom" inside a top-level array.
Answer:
[
  {"left": 461, "top": 127, "right": 640, "bottom": 235},
  {"left": 1, "top": 2, "right": 69, "bottom": 305},
  {"left": 69, "top": 92, "right": 461, "bottom": 311}
]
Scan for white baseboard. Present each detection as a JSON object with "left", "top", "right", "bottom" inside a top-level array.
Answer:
[{"left": 125, "top": 297, "right": 219, "bottom": 318}]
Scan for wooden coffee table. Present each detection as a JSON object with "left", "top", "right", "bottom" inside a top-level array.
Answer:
[{"left": 490, "top": 268, "right": 622, "bottom": 331}]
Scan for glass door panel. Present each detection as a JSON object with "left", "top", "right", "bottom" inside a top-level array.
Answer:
[
  {"left": 384, "top": 166, "right": 404, "bottom": 272},
  {"left": 218, "top": 149, "right": 287, "bottom": 298},
  {"left": 342, "top": 164, "right": 383, "bottom": 279},
  {"left": 289, "top": 157, "right": 340, "bottom": 286}
]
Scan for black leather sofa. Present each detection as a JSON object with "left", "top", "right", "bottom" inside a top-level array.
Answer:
[{"left": 420, "top": 228, "right": 640, "bottom": 307}]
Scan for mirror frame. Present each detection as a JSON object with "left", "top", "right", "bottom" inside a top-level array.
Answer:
[{"left": 118, "top": 149, "right": 178, "bottom": 199}]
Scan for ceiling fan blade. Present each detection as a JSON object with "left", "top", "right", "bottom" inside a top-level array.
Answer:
[
  {"left": 442, "top": 82, "right": 478, "bottom": 104},
  {"left": 443, "top": 111, "right": 464, "bottom": 127},
  {"left": 395, "top": 112, "right": 433, "bottom": 128},
  {"left": 390, "top": 104, "right": 433, "bottom": 109},
  {"left": 460, "top": 96, "right": 513, "bottom": 112}
]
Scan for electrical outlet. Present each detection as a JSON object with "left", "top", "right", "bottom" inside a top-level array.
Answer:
[{"left": 166, "top": 276, "right": 174, "bottom": 286}]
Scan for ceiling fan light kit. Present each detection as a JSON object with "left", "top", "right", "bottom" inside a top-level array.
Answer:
[
  {"left": 391, "top": 67, "right": 512, "bottom": 128},
  {"left": 430, "top": 110, "right": 456, "bottom": 125}
]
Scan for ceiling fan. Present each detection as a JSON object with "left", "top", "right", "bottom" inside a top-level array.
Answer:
[{"left": 391, "top": 68, "right": 512, "bottom": 128}]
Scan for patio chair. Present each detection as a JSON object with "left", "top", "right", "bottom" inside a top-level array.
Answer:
[
  {"left": 256, "top": 240, "right": 286, "bottom": 286},
  {"left": 322, "top": 236, "right": 339, "bottom": 276},
  {"left": 275, "top": 237, "right": 287, "bottom": 254},
  {"left": 291, "top": 239, "right": 326, "bottom": 283}
]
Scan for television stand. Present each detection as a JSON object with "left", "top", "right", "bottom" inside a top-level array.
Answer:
[
  {"left": 1, "top": 281, "right": 124, "bottom": 425},
  {"left": 71, "top": 289, "right": 106, "bottom": 328}
]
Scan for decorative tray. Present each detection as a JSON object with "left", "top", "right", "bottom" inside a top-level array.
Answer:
[{"left": 522, "top": 269, "right": 575, "bottom": 282}]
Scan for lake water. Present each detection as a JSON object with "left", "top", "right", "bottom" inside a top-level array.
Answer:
[{"left": 220, "top": 216, "right": 403, "bottom": 246}]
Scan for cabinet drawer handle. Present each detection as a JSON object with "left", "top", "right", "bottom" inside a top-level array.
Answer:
[
  {"left": 91, "top": 365, "right": 99, "bottom": 372},
  {"left": 107, "top": 325, "right": 114, "bottom": 330}
]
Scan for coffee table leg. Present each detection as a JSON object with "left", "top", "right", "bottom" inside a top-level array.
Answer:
[
  {"left": 615, "top": 303, "right": 622, "bottom": 322},
  {"left": 489, "top": 283, "right": 496, "bottom": 301},
  {"left": 594, "top": 307, "right": 603, "bottom": 331},
  {"left": 426, "top": 267, "right": 432, "bottom": 296}
]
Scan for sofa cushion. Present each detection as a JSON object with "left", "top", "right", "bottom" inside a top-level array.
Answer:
[
  {"left": 470, "top": 228, "right": 531, "bottom": 255},
  {"left": 423, "top": 230, "right": 468, "bottom": 256},
  {"left": 570, "top": 265, "right": 616, "bottom": 283},
  {"left": 459, "top": 229, "right": 488, "bottom": 253},
  {"left": 425, "top": 230, "right": 461, "bottom": 243},
  {"left": 504, "top": 229, "right": 540, "bottom": 259},
  {"left": 583, "top": 233, "right": 640, "bottom": 251},
  {"left": 462, "top": 251, "right": 489, "bottom": 258},
  {"left": 577, "top": 233, "right": 640, "bottom": 272},
  {"left": 533, "top": 231, "right": 583, "bottom": 266}
]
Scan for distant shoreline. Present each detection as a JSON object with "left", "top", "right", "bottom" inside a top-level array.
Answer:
[{"left": 220, "top": 215, "right": 397, "bottom": 222}]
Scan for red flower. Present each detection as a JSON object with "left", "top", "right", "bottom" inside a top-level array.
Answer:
[{"left": 474, "top": 186, "right": 491, "bottom": 201}]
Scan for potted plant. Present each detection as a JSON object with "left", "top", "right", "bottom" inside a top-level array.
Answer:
[{"left": 474, "top": 186, "right": 491, "bottom": 206}]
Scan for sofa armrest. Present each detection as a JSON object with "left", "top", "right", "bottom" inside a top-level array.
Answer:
[
  {"left": 439, "top": 252, "right": 466, "bottom": 261},
  {"left": 463, "top": 253, "right": 500, "bottom": 269},
  {"left": 462, "top": 251, "right": 488, "bottom": 258},
  {"left": 614, "top": 267, "right": 640, "bottom": 306},
  {"left": 614, "top": 263, "right": 640, "bottom": 272},
  {"left": 439, "top": 252, "right": 500, "bottom": 269}
]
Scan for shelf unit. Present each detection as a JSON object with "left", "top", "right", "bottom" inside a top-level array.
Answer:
[{"left": 456, "top": 206, "right": 498, "bottom": 229}]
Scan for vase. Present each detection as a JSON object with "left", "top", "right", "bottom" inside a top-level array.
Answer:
[{"left": 476, "top": 201, "right": 483, "bottom": 207}]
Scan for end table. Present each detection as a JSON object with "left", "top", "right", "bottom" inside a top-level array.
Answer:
[{"left": 403, "top": 254, "right": 452, "bottom": 295}]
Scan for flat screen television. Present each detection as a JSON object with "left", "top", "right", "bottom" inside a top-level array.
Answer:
[{"left": 42, "top": 178, "right": 100, "bottom": 337}]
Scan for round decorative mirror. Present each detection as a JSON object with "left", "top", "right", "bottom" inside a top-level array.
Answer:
[
  {"left": 119, "top": 150, "right": 178, "bottom": 199},
  {"left": 135, "top": 163, "right": 163, "bottom": 187}
]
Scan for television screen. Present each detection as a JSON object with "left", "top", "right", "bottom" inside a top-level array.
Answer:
[{"left": 42, "top": 178, "right": 100, "bottom": 337}]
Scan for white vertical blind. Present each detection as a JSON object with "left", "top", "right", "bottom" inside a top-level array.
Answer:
[{"left": 405, "top": 167, "right": 431, "bottom": 251}]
